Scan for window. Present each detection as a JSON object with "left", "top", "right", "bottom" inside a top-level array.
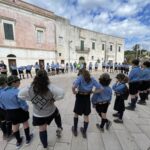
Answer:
[
  {"left": 81, "top": 40, "right": 84, "bottom": 50},
  {"left": 37, "top": 30, "right": 44, "bottom": 43},
  {"left": 102, "top": 44, "right": 105, "bottom": 50},
  {"left": 59, "top": 53, "right": 61, "bottom": 56},
  {"left": 91, "top": 56, "right": 94, "bottom": 60},
  {"left": 92, "top": 42, "right": 95, "bottom": 49},
  {"left": 58, "top": 36, "right": 63, "bottom": 45},
  {"left": 3, "top": 23, "right": 14, "bottom": 40},
  {"left": 118, "top": 46, "right": 121, "bottom": 52},
  {"left": 110, "top": 45, "right": 113, "bottom": 51}
]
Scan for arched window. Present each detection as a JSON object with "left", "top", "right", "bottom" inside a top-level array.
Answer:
[{"left": 7, "top": 54, "right": 16, "bottom": 57}]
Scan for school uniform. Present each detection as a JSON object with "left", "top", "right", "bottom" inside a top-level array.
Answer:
[
  {"left": 51, "top": 63, "right": 55, "bottom": 72},
  {"left": 138, "top": 68, "right": 150, "bottom": 104},
  {"left": 18, "top": 66, "right": 25, "bottom": 79},
  {"left": 0, "top": 87, "right": 29, "bottom": 125},
  {"left": 11, "top": 65, "right": 18, "bottom": 76},
  {"left": 0, "top": 63, "right": 7, "bottom": 75},
  {"left": 0, "top": 87, "right": 6, "bottom": 120},
  {"left": 112, "top": 82, "right": 127, "bottom": 121},
  {"left": 56, "top": 63, "right": 60, "bottom": 74},
  {"left": 73, "top": 75, "right": 101, "bottom": 116},
  {"left": 95, "top": 63, "right": 98, "bottom": 71},
  {"left": 18, "top": 84, "right": 64, "bottom": 148},
  {"left": 114, "top": 63, "right": 118, "bottom": 71},
  {"left": 34, "top": 64, "right": 40, "bottom": 74},
  {"left": 88, "top": 63, "right": 92, "bottom": 71},
  {"left": 91, "top": 86, "right": 112, "bottom": 114},
  {"left": 46, "top": 64, "right": 50, "bottom": 73},
  {"left": 128, "top": 66, "right": 141, "bottom": 95},
  {"left": 124, "top": 64, "right": 129, "bottom": 74},
  {"left": 102, "top": 62, "right": 106, "bottom": 70}
]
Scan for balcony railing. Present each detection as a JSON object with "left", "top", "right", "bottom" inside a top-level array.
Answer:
[{"left": 75, "top": 46, "right": 90, "bottom": 53}]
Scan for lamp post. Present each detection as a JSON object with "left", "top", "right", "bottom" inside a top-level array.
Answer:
[{"left": 68, "top": 40, "right": 72, "bottom": 69}]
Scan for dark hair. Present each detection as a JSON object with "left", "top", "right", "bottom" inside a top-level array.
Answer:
[
  {"left": 82, "top": 70, "right": 91, "bottom": 83},
  {"left": 132, "top": 59, "right": 139, "bottom": 66},
  {"left": 116, "top": 73, "right": 128, "bottom": 83},
  {"left": 143, "top": 61, "right": 150, "bottom": 68},
  {"left": 99, "top": 73, "right": 111, "bottom": 86},
  {"left": 7, "top": 75, "right": 20, "bottom": 86},
  {"left": 32, "top": 70, "right": 50, "bottom": 95}
]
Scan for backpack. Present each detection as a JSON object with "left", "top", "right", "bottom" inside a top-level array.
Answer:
[{"left": 122, "top": 85, "right": 129, "bottom": 100}]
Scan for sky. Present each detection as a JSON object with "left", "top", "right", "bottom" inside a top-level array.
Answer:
[{"left": 24, "top": 0, "right": 150, "bottom": 50}]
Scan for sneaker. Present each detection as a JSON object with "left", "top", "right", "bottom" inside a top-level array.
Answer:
[
  {"left": 106, "top": 120, "right": 112, "bottom": 130},
  {"left": 125, "top": 105, "right": 135, "bottom": 111},
  {"left": 56, "top": 128, "right": 62, "bottom": 138},
  {"left": 80, "top": 127, "right": 87, "bottom": 138},
  {"left": 112, "top": 113, "right": 119, "bottom": 117},
  {"left": 72, "top": 126, "right": 78, "bottom": 137},
  {"left": 96, "top": 124, "right": 104, "bottom": 132},
  {"left": 137, "top": 100, "right": 146, "bottom": 105},
  {"left": 26, "top": 133, "right": 34, "bottom": 145},
  {"left": 16, "top": 137, "right": 23, "bottom": 149},
  {"left": 113, "top": 119, "right": 123, "bottom": 124}
]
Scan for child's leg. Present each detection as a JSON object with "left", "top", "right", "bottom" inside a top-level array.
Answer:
[
  {"left": 13, "top": 124, "right": 22, "bottom": 143},
  {"left": 54, "top": 109, "right": 62, "bottom": 129},
  {"left": 72, "top": 113, "right": 78, "bottom": 134},
  {"left": 0, "top": 120, "right": 7, "bottom": 136},
  {"left": 83, "top": 115, "right": 89, "bottom": 133},
  {"left": 6, "top": 121, "right": 12, "bottom": 136},
  {"left": 39, "top": 124, "right": 48, "bottom": 148},
  {"left": 23, "top": 121, "right": 31, "bottom": 142},
  {"left": 80, "top": 115, "right": 89, "bottom": 138}
]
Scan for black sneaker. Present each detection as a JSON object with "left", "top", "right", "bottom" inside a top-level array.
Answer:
[
  {"left": 125, "top": 105, "right": 135, "bottom": 111},
  {"left": 112, "top": 113, "right": 119, "bottom": 117},
  {"left": 137, "top": 100, "right": 146, "bottom": 105},
  {"left": 72, "top": 126, "right": 77, "bottom": 137},
  {"left": 114, "top": 119, "right": 123, "bottom": 124},
  {"left": 16, "top": 137, "right": 23, "bottom": 149},
  {"left": 26, "top": 133, "right": 33, "bottom": 145},
  {"left": 80, "top": 127, "right": 87, "bottom": 138},
  {"left": 106, "top": 120, "right": 112, "bottom": 130},
  {"left": 96, "top": 124, "right": 104, "bottom": 132}
]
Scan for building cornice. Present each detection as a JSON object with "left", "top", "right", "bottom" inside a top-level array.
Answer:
[
  {"left": 0, "top": 45, "right": 56, "bottom": 52},
  {"left": 0, "top": 0, "right": 56, "bottom": 20}
]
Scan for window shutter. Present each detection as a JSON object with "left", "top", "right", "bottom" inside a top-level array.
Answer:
[{"left": 4, "top": 23, "right": 14, "bottom": 40}]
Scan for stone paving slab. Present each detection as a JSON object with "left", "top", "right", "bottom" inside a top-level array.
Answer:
[{"left": 1, "top": 72, "right": 150, "bottom": 150}]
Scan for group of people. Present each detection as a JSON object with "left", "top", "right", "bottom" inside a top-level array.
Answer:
[
  {"left": 102, "top": 62, "right": 130, "bottom": 74},
  {"left": 0, "top": 58, "right": 149, "bottom": 150}
]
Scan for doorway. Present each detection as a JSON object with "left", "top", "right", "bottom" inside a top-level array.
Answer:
[{"left": 8, "top": 59, "right": 16, "bottom": 72}]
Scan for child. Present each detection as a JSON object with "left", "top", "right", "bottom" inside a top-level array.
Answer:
[
  {"left": 112, "top": 73, "right": 129, "bottom": 123},
  {"left": 138, "top": 61, "right": 150, "bottom": 105},
  {"left": 0, "top": 75, "right": 33, "bottom": 148},
  {"left": 18, "top": 70, "right": 64, "bottom": 150},
  {"left": 0, "top": 75, "right": 12, "bottom": 139},
  {"left": 72, "top": 69, "right": 102, "bottom": 138},
  {"left": 126, "top": 59, "right": 141, "bottom": 111},
  {"left": 26, "top": 65, "right": 33, "bottom": 78},
  {"left": 91, "top": 73, "right": 112, "bottom": 132}
]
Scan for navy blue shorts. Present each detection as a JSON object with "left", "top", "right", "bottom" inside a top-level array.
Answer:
[
  {"left": 129, "top": 82, "right": 139, "bottom": 95},
  {"left": 74, "top": 93, "right": 91, "bottom": 116}
]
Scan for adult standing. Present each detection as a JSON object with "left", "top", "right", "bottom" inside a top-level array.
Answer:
[{"left": 0, "top": 60, "right": 7, "bottom": 75}]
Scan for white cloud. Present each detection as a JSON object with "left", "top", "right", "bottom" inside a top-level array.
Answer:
[{"left": 23, "top": 0, "right": 150, "bottom": 50}]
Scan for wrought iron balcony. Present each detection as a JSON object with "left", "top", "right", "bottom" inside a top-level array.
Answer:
[{"left": 75, "top": 46, "right": 90, "bottom": 53}]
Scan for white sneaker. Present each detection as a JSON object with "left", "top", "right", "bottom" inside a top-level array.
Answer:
[{"left": 56, "top": 128, "right": 62, "bottom": 138}]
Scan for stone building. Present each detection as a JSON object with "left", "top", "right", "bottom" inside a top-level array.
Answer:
[
  {"left": 0, "top": 0, "right": 124, "bottom": 71},
  {"left": 56, "top": 16, "right": 124, "bottom": 65}
]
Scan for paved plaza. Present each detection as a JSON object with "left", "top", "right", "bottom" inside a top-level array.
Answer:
[{"left": 0, "top": 72, "right": 150, "bottom": 150}]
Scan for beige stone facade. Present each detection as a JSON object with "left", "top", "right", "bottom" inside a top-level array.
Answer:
[{"left": 0, "top": 0, "right": 124, "bottom": 70}]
